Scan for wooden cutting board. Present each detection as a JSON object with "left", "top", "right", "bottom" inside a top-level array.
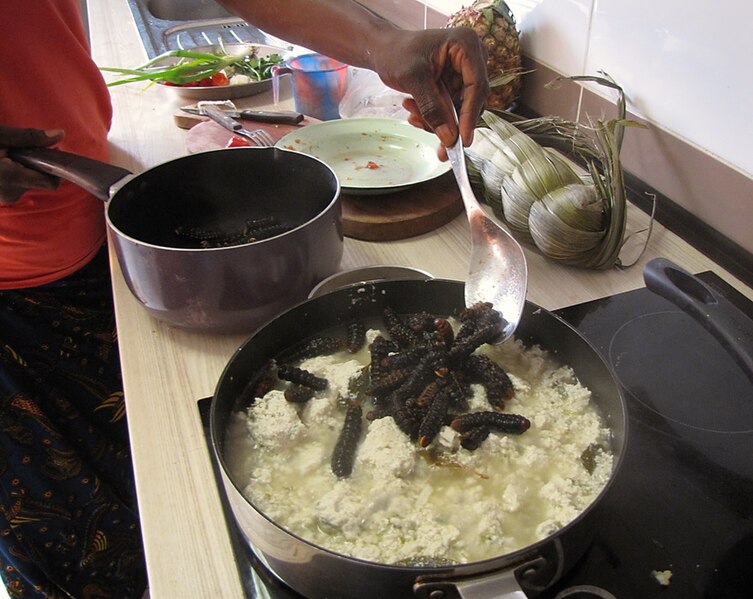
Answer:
[
  {"left": 340, "top": 173, "right": 462, "bottom": 241},
  {"left": 180, "top": 115, "right": 463, "bottom": 240}
]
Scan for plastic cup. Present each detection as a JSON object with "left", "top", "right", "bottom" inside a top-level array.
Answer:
[{"left": 272, "top": 53, "right": 348, "bottom": 121}]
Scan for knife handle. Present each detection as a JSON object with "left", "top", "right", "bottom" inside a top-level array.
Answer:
[
  {"left": 204, "top": 106, "right": 241, "bottom": 132},
  {"left": 238, "top": 110, "right": 304, "bottom": 125}
]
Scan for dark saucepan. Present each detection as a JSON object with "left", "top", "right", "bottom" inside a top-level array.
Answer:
[
  {"left": 210, "top": 279, "right": 628, "bottom": 598},
  {"left": 11, "top": 146, "right": 343, "bottom": 332}
]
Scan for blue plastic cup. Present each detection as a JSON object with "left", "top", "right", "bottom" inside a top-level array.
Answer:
[{"left": 272, "top": 53, "right": 348, "bottom": 121}]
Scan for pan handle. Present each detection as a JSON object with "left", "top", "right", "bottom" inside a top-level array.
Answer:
[
  {"left": 413, "top": 568, "right": 527, "bottom": 599},
  {"left": 413, "top": 554, "right": 551, "bottom": 599},
  {"left": 643, "top": 257, "right": 753, "bottom": 382},
  {"left": 9, "top": 147, "right": 133, "bottom": 201}
]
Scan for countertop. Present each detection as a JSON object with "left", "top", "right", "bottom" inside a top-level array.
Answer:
[{"left": 88, "top": 1, "right": 752, "bottom": 596}]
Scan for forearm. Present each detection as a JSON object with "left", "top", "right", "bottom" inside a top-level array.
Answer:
[
  {"left": 217, "top": 0, "right": 399, "bottom": 70},
  {"left": 217, "top": 0, "right": 490, "bottom": 148}
]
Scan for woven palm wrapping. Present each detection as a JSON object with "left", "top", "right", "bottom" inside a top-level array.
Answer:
[{"left": 465, "top": 74, "right": 649, "bottom": 270}]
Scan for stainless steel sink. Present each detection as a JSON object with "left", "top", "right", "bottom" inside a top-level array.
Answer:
[
  {"left": 127, "top": 0, "right": 273, "bottom": 57},
  {"left": 146, "top": 0, "right": 232, "bottom": 21}
]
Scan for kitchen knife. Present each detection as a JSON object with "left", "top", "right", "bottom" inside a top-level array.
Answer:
[{"left": 181, "top": 106, "right": 304, "bottom": 125}]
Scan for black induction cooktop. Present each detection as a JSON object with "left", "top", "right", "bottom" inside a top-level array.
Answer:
[{"left": 199, "top": 270, "right": 753, "bottom": 599}]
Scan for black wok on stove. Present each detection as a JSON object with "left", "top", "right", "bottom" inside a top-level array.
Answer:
[{"left": 208, "top": 279, "right": 628, "bottom": 599}]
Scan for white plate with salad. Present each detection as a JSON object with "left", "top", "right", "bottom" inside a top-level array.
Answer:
[
  {"left": 275, "top": 118, "right": 450, "bottom": 195},
  {"left": 102, "top": 43, "right": 291, "bottom": 100}
]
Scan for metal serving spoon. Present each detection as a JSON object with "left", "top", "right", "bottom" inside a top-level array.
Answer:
[{"left": 445, "top": 118, "right": 528, "bottom": 344}]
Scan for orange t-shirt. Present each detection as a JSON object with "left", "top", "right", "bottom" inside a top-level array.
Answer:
[{"left": 0, "top": 1, "right": 113, "bottom": 289}]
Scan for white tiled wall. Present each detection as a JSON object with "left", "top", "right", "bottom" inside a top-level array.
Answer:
[
  {"left": 421, "top": 0, "right": 753, "bottom": 255},
  {"left": 426, "top": 0, "right": 753, "bottom": 180}
]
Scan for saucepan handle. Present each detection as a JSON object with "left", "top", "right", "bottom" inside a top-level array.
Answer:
[
  {"left": 643, "top": 257, "right": 753, "bottom": 382},
  {"left": 413, "top": 565, "right": 533, "bottom": 599},
  {"left": 9, "top": 147, "right": 133, "bottom": 201}
]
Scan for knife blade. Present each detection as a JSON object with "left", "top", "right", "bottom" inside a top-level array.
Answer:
[{"left": 181, "top": 107, "right": 304, "bottom": 125}]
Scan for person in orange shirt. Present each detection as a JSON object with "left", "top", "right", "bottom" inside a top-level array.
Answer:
[
  {"left": 0, "top": 2, "right": 148, "bottom": 598},
  {"left": 1, "top": 1, "right": 488, "bottom": 597}
]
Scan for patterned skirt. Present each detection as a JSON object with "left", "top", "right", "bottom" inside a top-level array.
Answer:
[{"left": 0, "top": 247, "right": 146, "bottom": 598}]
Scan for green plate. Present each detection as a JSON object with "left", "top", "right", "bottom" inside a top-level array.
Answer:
[{"left": 275, "top": 118, "right": 450, "bottom": 195}]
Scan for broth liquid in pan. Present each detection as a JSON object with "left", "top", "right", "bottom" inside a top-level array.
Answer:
[{"left": 198, "top": 271, "right": 753, "bottom": 599}]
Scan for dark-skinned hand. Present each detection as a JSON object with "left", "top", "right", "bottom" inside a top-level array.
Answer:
[
  {"left": 373, "top": 27, "right": 489, "bottom": 159},
  {"left": 0, "top": 125, "right": 64, "bottom": 204}
]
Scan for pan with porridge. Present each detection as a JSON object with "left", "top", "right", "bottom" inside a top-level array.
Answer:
[{"left": 214, "top": 280, "right": 626, "bottom": 598}]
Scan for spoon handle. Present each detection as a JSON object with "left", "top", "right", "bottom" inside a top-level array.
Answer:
[
  {"left": 444, "top": 106, "right": 528, "bottom": 344},
  {"left": 445, "top": 132, "right": 483, "bottom": 219}
]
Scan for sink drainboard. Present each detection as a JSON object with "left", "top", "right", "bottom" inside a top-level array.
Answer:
[
  {"left": 164, "top": 19, "right": 268, "bottom": 52},
  {"left": 127, "top": 0, "right": 271, "bottom": 57}
]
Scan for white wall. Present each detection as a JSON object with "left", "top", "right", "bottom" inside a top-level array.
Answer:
[
  {"left": 426, "top": 0, "right": 753, "bottom": 181},
  {"left": 421, "top": 0, "right": 753, "bottom": 255}
]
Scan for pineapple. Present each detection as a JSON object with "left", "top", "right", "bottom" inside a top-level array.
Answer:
[{"left": 447, "top": 0, "right": 522, "bottom": 110}]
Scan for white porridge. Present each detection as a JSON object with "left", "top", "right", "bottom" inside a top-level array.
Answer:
[{"left": 224, "top": 320, "right": 614, "bottom": 566}]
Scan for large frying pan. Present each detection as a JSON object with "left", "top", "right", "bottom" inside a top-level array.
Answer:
[
  {"left": 11, "top": 146, "right": 343, "bottom": 333},
  {"left": 210, "top": 279, "right": 628, "bottom": 598}
]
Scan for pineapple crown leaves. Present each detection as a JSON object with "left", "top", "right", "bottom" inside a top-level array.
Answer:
[
  {"left": 451, "top": 1, "right": 518, "bottom": 36},
  {"left": 475, "top": 0, "right": 518, "bottom": 27}
]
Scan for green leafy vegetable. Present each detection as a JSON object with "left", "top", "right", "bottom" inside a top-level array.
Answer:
[{"left": 101, "top": 47, "right": 284, "bottom": 87}]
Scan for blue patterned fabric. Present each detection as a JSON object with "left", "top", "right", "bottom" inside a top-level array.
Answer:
[{"left": 0, "top": 247, "right": 146, "bottom": 598}]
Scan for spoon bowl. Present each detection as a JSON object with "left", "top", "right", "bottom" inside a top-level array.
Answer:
[{"left": 446, "top": 130, "right": 528, "bottom": 343}]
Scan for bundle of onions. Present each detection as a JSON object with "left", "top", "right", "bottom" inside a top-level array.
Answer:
[{"left": 466, "top": 74, "right": 648, "bottom": 269}]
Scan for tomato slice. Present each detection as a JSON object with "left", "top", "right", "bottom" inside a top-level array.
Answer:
[
  {"left": 210, "top": 72, "right": 230, "bottom": 86},
  {"left": 165, "top": 72, "right": 230, "bottom": 88},
  {"left": 227, "top": 135, "right": 253, "bottom": 148}
]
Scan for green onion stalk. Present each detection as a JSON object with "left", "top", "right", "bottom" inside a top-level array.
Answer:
[{"left": 100, "top": 47, "right": 283, "bottom": 87}]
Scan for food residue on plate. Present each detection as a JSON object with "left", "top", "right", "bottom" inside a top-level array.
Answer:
[{"left": 354, "top": 161, "right": 381, "bottom": 170}]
